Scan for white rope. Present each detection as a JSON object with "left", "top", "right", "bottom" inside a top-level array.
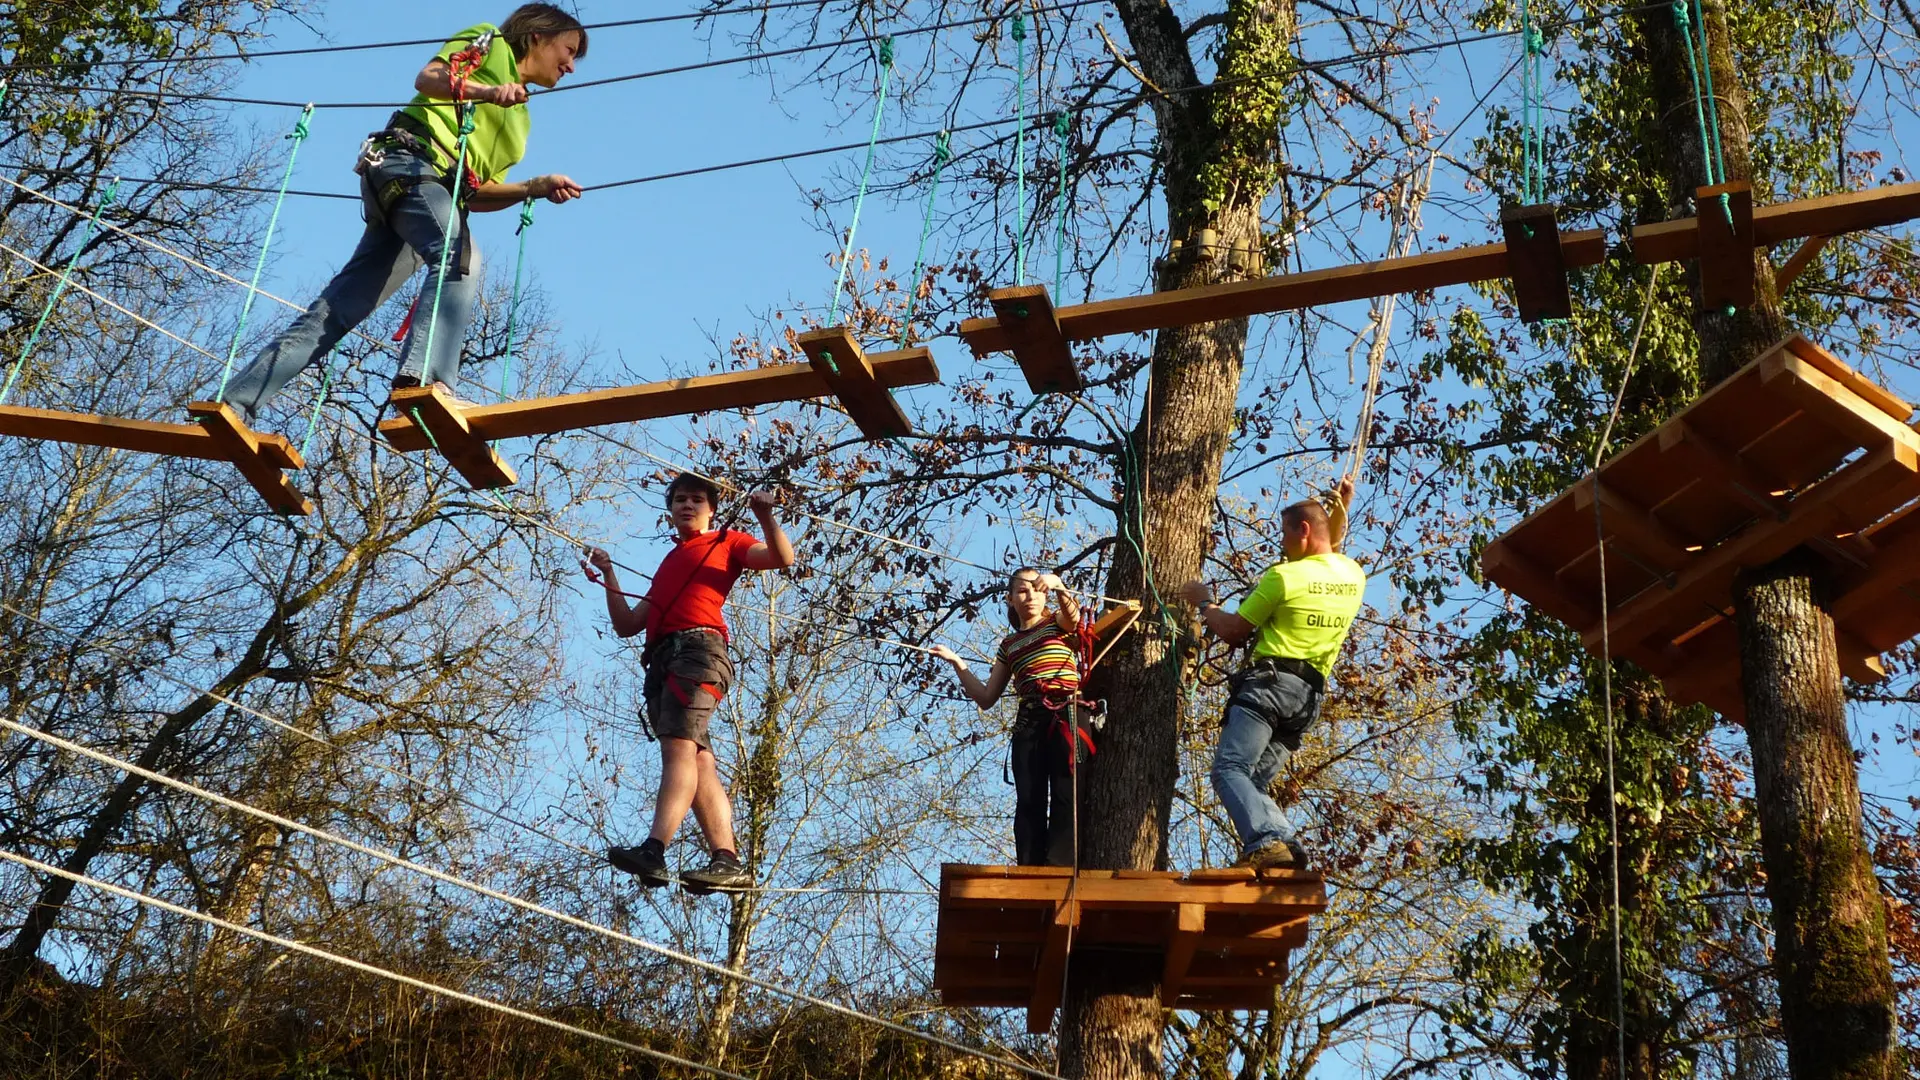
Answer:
[
  {"left": 0, "top": 846, "right": 751, "bottom": 1080},
  {"left": 1589, "top": 262, "right": 1665, "bottom": 1079},
  {"left": 0, "top": 716, "right": 1064, "bottom": 1080},
  {"left": 0, "top": 598, "right": 600, "bottom": 859},
  {"left": 2, "top": 171, "right": 1132, "bottom": 611}
]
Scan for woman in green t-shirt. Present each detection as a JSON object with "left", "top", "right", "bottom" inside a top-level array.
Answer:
[{"left": 223, "top": 4, "right": 588, "bottom": 428}]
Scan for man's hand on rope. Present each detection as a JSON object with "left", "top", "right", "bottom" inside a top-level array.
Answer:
[
  {"left": 1337, "top": 476, "right": 1356, "bottom": 509},
  {"left": 528, "top": 174, "right": 582, "bottom": 204},
  {"left": 581, "top": 545, "right": 615, "bottom": 579}
]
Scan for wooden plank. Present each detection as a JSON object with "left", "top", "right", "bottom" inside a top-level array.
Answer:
[
  {"left": 1696, "top": 182, "right": 1756, "bottom": 311},
  {"left": 943, "top": 872, "right": 1327, "bottom": 914},
  {"left": 379, "top": 349, "right": 940, "bottom": 451},
  {"left": 960, "top": 230, "right": 1609, "bottom": 353},
  {"left": 184, "top": 402, "right": 312, "bottom": 516},
  {"left": 1632, "top": 181, "right": 1920, "bottom": 264},
  {"left": 1776, "top": 235, "right": 1829, "bottom": 289},
  {"left": 1501, "top": 204, "right": 1573, "bottom": 323},
  {"left": 385, "top": 386, "right": 518, "bottom": 490},
  {"left": 1026, "top": 899, "right": 1078, "bottom": 1035},
  {"left": 1160, "top": 903, "right": 1205, "bottom": 1007},
  {"left": 797, "top": 326, "right": 913, "bottom": 439},
  {"left": 979, "top": 284, "right": 1083, "bottom": 392},
  {"left": 1758, "top": 348, "right": 1920, "bottom": 452},
  {"left": 1586, "top": 440, "right": 1920, "bottom": 653},
  {"left": 0, "top": 404, "right": 232, "bottom": 462},
  {"left": 1780, "top": 336, "right": 1913, "bottom": 422}
]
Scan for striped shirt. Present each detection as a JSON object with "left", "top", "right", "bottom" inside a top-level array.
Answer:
[{"left": 997, "top": 622, "right": 1081, "bottom": 699}]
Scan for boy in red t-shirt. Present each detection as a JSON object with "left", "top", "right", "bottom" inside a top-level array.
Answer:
[{"left": 583, "top": 472, "right": 795, "bottom": 893}]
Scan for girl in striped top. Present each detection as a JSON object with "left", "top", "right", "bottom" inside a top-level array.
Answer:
[{"left": 932, "top": 568, "right": 1088, "bottom": 866}]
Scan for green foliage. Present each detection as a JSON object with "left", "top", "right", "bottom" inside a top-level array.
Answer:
[
  {"left": 1195, "top": 0, "right": 1299, "bottom": 215},
  {"left": 1423, "top": 0, "right": 1858, "bottom": 1073}
]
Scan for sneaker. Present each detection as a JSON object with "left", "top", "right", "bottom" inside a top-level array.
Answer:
[
  {"left": 680, "top": 851, "right": 753, "bottom": 895},
  {"left": 608, "top": 844, "right": 672, "bottom": 889},
  {"left": 1245, "top": 838, "right": 1297, "bottom": 871},
  {"left": 430, "top": 380, "right": 485, "bottom": 412},
  {"left": 1284, "top": 840, "right": 1312, "bottom": 870}
]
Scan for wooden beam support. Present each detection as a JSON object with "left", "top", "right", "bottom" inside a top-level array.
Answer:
[
  {"left": 1585, "top": 439, "right": 1920, "bottom": 654},
  {"left": 960, "top": 230, "right": 1608, "bottom": 354},
  {"left": 1481, "top": 539, "right": 1601, "bottom": 629},
  {"left": 1571, "top": 477, "right": 1695, "bottom": 572},
  {"left": 980, "top": 284, "right": 1083, "bottom": 392},
  {"left": 385, "top": 386, "right": 518, "bottom": 490},
  {"left": 1776, "top": 235, "right": 1829, "bottom": 290},
  {"left": 1160, "top": 903, "right": 1205, "bottom": 1007},
  {"left": 379, "top": 349, "right": 941, "bottom": 451},
  {"left": 1026, "top": 899, "right": 1078, "bottom": 1035},
  {"left": 1759, "top": 347, "right": 1920, "bottom": 450},
  {"left": 1501, "top": 204, "right": 1574, "bottom": 323},
  {"left": 1695, "top": 182, "right": 1756, "bottom": 311},
  {"left": 184, "top": 402, "right": 312, "bottom": 515},
  {"left": 1779, "top": 335, "right": 1913, "bottom": 422},
  {"left": 1632, "top": 181, "right": 1920, "bottom": 265},
  {"left": 1655, "top": 419, "right": 1788, "bottom": 518},
  {"left": 796, "top": 326, "right": 913, "bottom": 439}
]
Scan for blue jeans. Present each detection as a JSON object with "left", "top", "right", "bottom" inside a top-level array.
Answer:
[
  {"left": 1210, "top": 668, "right": 1321, "bottom": 857},
  {"left": 222, "top": 148, "right": 479, "bottom": 421}
]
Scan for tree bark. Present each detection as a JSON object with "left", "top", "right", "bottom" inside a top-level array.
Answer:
[
  {"left": 1065, "top": 2, "right": 1297, "bottom": 1076},
  {"left": 1632, "top": 6, "right": 1900, "bottom": 1076}
]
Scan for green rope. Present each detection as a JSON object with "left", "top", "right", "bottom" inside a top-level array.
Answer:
[
  {"left": 1690, "top": 0, "right": 1729, "bottom": 189},
  {"left": 898, "top": 131, "right": 952, "bottom": 347},
  {"left": 1520, "top": 1, "right": 1546, "bottom": 206},
  {"left": 828, "top": 37, "right": 894, "bottom": 325},
  {"left": 1012, "top": 13, "right": 1029, "bottom": 285},
  {"left": 0, "top": 178, "right": 120, "bottom": 406},
  {"left": 1052, "top": 110, "right": 1072, "bottom": 297},
  {"left": 501, "top": 197, "right": 535, "bottom": 397},
  {"left": 216, "top": 104, "right": 314, "bottom": 402},
  {"left": 299, "top": 349, "right": 336, "bottom": 459},
  {"left": 418, "top": 102, "right": 475, "bottom": 388},
  {"left": 0, "top": 80, "right": 10, "bottom": 113},
  {"left": 1672, "top": 1, "right": 1726, "bottom": 191}
]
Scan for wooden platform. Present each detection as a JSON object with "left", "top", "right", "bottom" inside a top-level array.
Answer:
[
  {"left": 379, "top": 344, "right": 939, "bottom": 483},
  {"left": 959, "top": 227, "right": 1608, "bottom": 381},
  {"left": 1632, "top": 181, "right": 1920, "bottom": 269},
  {"left": 1480, "top": 335, "right": 1920, "bottom": 720},
  {"left": 935, "top": 863, "right": 1326, "bottom": 1032},
  {"left": 0, "top": 401, "right": 310, "bottom": 515}
]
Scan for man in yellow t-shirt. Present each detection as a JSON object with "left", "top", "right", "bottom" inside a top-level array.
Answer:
[
  {"left": 224, "top": 4, "right": 587, "bottom": 428},
  {"left": 1179, "top": 479, "right": 1366, "bottom": 870}
]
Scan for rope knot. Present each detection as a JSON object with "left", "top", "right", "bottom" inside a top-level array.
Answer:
[
  {"left": 877, "top": 36, "right": 894, "bottom": 68},
  {"left": 933, "top": 130, "right": 952, "bottom": 165},
  {"left": 290, "top": 103, "right": 314, "bottom": 141},
  {"left": 1010, "top": 13, "right": 1027, "bottom": 42},
  {"left": 517, "top": 197, "right": 536, "bottom": 233},
  {"left": 1052, "top": 110, "right": 1071, "bottom": 138},
  {"left": 1671, "top": 0, "right": 1691, "bottom": 29},
  {"left": 1525, "top": 26, "right": 1545, "bottom": 54}
]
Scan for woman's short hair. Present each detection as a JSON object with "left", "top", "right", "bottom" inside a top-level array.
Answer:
[
  {"left": 501, "top": 3, "right": 589, "bottom": 59},
  {"left": 665, "top": 471, "right": 722, "bottom": 509},
  {"left": 1005, "top": 566, "right": 1043, "bottom": 630}
]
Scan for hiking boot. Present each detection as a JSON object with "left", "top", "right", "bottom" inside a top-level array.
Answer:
[
  {"left": 1245, "top": 838, "right": 1298, "bottom": 871},
  {"left": 608, "top": 843, "right": 672, "bottom": 889},
  {"left": 680, "top": 850, "right": 752, "bottom": 895}
]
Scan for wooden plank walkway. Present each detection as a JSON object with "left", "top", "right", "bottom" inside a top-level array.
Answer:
[{"left": 935, "top": 863, "right": 1326, "bottom": 1031}]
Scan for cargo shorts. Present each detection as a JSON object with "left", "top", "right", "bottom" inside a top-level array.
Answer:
[{"left": 643, "top": 629, "right": 734, "bottom": 750}]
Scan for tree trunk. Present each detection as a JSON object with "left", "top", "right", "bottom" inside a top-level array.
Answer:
[
  {"left": 1067, "top": 3, "right": 1297, "bottom": 1076},
  {"left": 1633, "top": 7, "right": 1899, "bottom": 1077}
]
